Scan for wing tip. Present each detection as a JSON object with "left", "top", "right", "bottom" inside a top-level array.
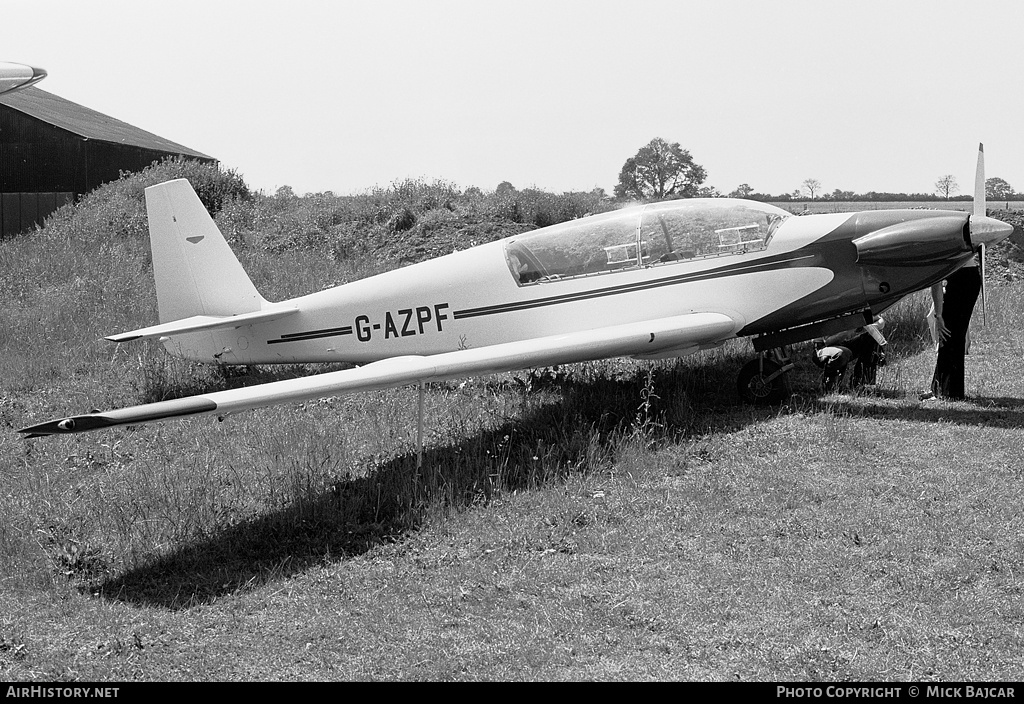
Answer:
[
  {"left": 18, "top": 415, "right": 109, "bottom": 437},
  {"left": 20, "top": 397, "right": 220, "bottom": 438}
]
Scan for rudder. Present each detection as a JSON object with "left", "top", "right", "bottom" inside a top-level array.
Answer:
[{"left": 145, "top": 179, "right": 266, "bottom": 322}]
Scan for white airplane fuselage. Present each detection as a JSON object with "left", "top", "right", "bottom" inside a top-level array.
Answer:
[
  {"left": 20, "top": 149, "right": 1018, "bottom": 439},
  {"left": 162, "top": 201, "right": 977, "bottom": 366}
]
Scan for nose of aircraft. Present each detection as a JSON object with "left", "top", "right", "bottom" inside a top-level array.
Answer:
[
  {"left": 0, "top": 62, "right": 47, "bottom": 95},
  {"left": 970, "top": 214, "right": 1015, "bottom": 247}
]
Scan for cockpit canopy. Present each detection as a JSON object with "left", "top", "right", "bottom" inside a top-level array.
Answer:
[{"left": 504, "top": 198, "right": 790, "bottom": 285}]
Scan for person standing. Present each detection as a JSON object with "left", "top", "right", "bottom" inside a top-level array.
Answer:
[{"left": 926, "top": 251, "right": 982, "bottom": 401}]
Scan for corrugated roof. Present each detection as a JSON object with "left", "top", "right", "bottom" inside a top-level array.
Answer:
[{"left": 0, "top": 86, "right": 214, "bottom": 160}]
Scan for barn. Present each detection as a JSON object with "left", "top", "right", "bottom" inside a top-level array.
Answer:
[{"left": 0, "top": 86, "right": 216, "bottom": 237}]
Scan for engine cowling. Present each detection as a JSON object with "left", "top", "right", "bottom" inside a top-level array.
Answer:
[{"left": 853, "top": 214, "right": 971, "bottom": 267}]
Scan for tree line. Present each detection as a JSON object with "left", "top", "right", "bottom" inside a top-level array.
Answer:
[{"left": 616, "top": 138, "right": 1023, "bottom": 203}]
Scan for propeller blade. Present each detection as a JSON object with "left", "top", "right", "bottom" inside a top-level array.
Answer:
[
  {"left": 980, "top": 242, "right": 987, "bottom": 325},
  {"left": 974, "top": 142, "right": 985, "bottom": 218},
  {"left": 968, "top": 143, "right": 1010, "bottom": 246},
  {"left": 973, "top": 143, "right": 989, "bottom": 325}
]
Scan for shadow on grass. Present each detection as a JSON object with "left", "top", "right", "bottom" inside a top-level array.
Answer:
[
  {"left": 91, "top": 352, "right": 799, "bottom": 610},
  {"left": 137, "top": 359, "right": 354, "bottom": 404},
  {"left": 815, "top": 393, "right": 1024, "bottom": 429},
  {"left": 92, "top": 344, "right": 1016, "bottom": 609}
]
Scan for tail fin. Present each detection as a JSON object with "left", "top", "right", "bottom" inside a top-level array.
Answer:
[{"left": 146, "top": 179, "right": 266, "bottom": 322}]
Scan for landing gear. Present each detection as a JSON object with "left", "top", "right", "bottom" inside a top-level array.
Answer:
[{"left": 737, "top": 348, "right": 794, "bottom": 405}]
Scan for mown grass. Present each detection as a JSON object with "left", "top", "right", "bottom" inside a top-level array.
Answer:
[{"left": 1, "top": 166, "right": 1022, "bottom": 681}]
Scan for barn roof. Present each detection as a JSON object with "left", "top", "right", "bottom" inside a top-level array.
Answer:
[{"left": 0, "top": 86, "right": 214, "bottom": 160}]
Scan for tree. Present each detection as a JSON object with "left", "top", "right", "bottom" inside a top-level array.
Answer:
[
  {"left": 986, "top": 177, "right": 1014, "bottom": 200},
  {"left": 802, "top": 178, "right": 822, "bottom": 199},
  {"left": 730, "top": 183, "right": 755, "bottom": 198},
  {"left": 935, "top": 175, "right": 959, "bottom": 199},
  {"left": 614, "top": 138, "right": 707, "bottom": 201},
  {"left": 495, "top": 181, "right": 516, "bottom": 197}
]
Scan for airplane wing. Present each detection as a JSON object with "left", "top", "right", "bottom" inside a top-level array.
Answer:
[
  {"left": 20, "top": 312, "right": 738, "bottom": 437},
  {"left": 105, "top": 307, "right": 299, "bottom": 343},
  {"left": 0, "top": 62, "right": 46, "bottom": 95}
]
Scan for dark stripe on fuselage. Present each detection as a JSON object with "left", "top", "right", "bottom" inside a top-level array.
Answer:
[
  {"left": 268, "top": 325, "right": 354, "bottom": 345},
  {"left": 737, "top": 209, "right": 971, "bottom": 335},
  {"left": 452, "top": 252, "right": 818, "bottom": 320},
  {"left": 266, "top": 250, "right": 829, "bottom": 345}
]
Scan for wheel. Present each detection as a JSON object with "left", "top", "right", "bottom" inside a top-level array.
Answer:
[{"left": 737, "top": 358, "right": 790, "bottom": 405}]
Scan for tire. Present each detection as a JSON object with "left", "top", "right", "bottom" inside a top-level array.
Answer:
[{"left": 737, "top": 358, "right": 790, "bottom": 405}]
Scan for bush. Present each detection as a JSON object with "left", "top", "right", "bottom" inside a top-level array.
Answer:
[
  {"left": 29, "top": 162, "right": 618, "bottom": 272},
  {"left": 387, "top": 207, "right": 417, "bottom": 233},
  {"left": 42, "top": 158, "right": 250, "bottom": 242},
  {"left": 479, "top": 187, "right": 608, "bottom": 228},
  {"left": 157, "top": 158, "right": 251, "bottom": 213}
]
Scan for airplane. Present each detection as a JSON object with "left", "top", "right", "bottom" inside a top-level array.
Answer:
[
  {"left": 0, "top": 61, "right": 46, "bottom": 95},
  {"left": 19, "top": 145, "right": 1015, "bottom": 452}
]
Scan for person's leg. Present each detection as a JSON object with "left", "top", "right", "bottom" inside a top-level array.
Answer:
[
  {"left": 847, "top": 336, "right": 879, "bottom": 386},
  {"left": 931, "top": 267, "right": 981, "bottom": 400}
]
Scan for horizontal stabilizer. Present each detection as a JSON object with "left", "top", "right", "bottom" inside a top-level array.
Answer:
[
  {"left": 105, "top": 307, "right": 299, "bottom": 343},
  {"left": 22, "top": 312, "right": 738, "bottom": 437}
]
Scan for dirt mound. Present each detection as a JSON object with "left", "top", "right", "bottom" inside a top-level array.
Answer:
[
  {"left": 984, "top": 210, "right": 1024, "bottom": 284},
  {"left": 372, "top": 213, "right": 537, "bottom": 265}
]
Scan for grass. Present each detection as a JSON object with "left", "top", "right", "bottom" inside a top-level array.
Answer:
[{"left": 1, "top": 168, "right": 1023, "bottom": 681}]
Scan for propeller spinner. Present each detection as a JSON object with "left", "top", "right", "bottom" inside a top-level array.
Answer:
[
  {"left": 968, "top": 143, "right": 1013, "bottom": 324},
  {"left": 969, "top": 145, "right": 1012, "bottom": 248}
]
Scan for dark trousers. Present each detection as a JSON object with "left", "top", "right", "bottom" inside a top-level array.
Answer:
[
  {"left": 847, "top": 335, "right": 883, "bottom": 386},
  {"left": 932, "top": 266, "right": 982, "bottom": 400}
]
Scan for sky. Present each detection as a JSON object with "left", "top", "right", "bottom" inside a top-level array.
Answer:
[{"left": 5, "top": 0, "right": 1024, "bottom": 198}]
